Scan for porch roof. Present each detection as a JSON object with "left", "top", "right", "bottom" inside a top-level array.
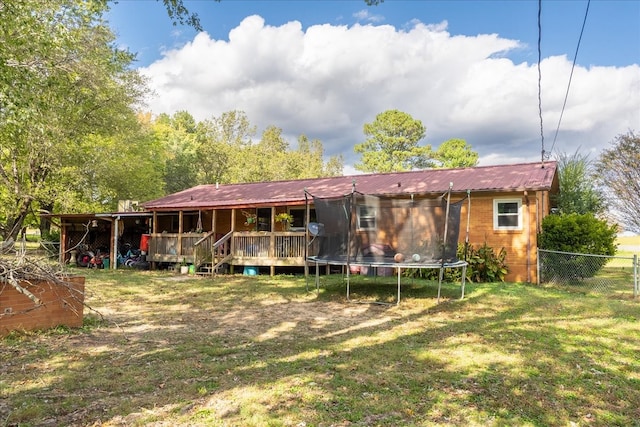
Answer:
[{"left": 143, "top": 161, "right": 557, "bottom": 210}]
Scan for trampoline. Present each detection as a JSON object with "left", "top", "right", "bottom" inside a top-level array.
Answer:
[{"left": 305, "top": 183, "right": 469, "bottom": 305}]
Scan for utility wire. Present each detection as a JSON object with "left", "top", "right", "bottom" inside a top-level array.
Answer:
[
  {"left": 538, "top": 0, "right": 545, "bottom": 163},
  {"left": 548, "top": 0, "right": 591, "bottom": 156}
]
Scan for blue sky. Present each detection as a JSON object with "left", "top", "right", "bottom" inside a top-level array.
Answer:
[
  {"left": 106, "top": 0, "right": 640, "bottom": 170},
  {"left": 108, "top": 0, "right": 639, "bottom": 68}
]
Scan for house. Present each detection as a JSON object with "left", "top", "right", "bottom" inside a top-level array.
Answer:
[{"left": 52, "top": 161, "right": 558, "bottom": 283}]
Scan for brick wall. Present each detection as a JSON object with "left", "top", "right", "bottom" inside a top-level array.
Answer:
[
  {"left": 0, "top": 276, "right": 85, "bottom": 337},
  {"left": 462, "top": 191, "right": 548, "bottom": 283}
]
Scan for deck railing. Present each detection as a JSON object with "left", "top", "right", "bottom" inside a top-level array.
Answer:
[
  {"left": 147, "top": 232, "right": 205, "bottom": 263},
  {"left": 232, "top": 232, "right": 308, "bottom": 266},
  {"left": 148, "top": 231, "right": 315, "bottom": 267},
  {"left": 193, "top": 231, "right": 233, "bottom": 272}
]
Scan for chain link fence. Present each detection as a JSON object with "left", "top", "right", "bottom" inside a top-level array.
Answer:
[{"left": 538, "top": 249, "right": 639, "bottom": 299}]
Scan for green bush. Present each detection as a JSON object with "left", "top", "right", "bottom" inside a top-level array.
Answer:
[
  {"left": 41, "top": 229, "right": 60, "bottom": 242},
  {"left": 462, "top": 242, "right": 509, "bottom": 283},
  {"left": 538, "top": 213, "right": 617, "bottom": 279},
  {"left": 405, "top": 242, "right": 509, "bottom": 283}
]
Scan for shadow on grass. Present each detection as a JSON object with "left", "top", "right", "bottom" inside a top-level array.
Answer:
[{"left": 1, "top": 270, "right": 638, "bottom": 426}]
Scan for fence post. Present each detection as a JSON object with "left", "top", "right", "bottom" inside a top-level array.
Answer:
[
  {"left": 634, "top": 254, "right": 638, "bottom": 299},
  {"left": 536, "top": 248, "right": 541, "bottom": 285}
]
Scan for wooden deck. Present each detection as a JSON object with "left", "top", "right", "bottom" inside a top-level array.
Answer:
[{"left": 146, "top": 231, "right": 315, "bottom": 271}]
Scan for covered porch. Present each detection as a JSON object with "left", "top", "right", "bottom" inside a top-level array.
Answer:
[
  {"left": 145, "top": 205, "right": 317, "bottom": 275},
  {"left": 146, "top": 230, "right": 311, "bottom": 274}
]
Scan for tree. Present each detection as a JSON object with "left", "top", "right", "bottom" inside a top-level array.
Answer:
[
  {"left": 0, "top": 0, "right": 147, "bottom": 241},
  {"left": 196, "top": 110, "right": 256, "bottom": 185},
  {"left": 554, "top": 149, "right": 604, "bottom": 215},
  {"left": 291, "top": 135, "right": 343, "bottom": 178},
  {"left": 154, "top": 110, "right": 343, "bottom": 188},
  {"left": 152, "top": 112, "right": 201, "bottom": 194},
  {"left": 433, "top": 139, "right": 479, "bottom": 168},
  {"left": 79, "top": 115, "right": 166, "bottom": 209},
  {"left": 354, "top": 110, "right": 431, "bottom": 173},
  {"left": 159, "top": 0, "right": 209, "bottom": 31},
  {"left": 595, "top": 131, "right": 640, "bottom": 234},
  {"left": 246, "top": 129, "right": 344, "bottom": 182},
  {"left": 248, "top": 125, "right": 290, "bottom": 182}
]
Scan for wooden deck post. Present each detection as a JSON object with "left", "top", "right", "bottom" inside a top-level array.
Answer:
[
  {"left": 270, "top": 207, "right": 275, "bottom": 276},
  {"left": 176, "top": 211, "right": 183, "bottom": 264},
  {"left": 230, "top": 209, "right": 236, "bottom": 274},
  {"left": 211, "top": 209, "right": 217, "bottom": 271}
]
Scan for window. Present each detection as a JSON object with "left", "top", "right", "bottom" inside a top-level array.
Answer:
[
  {"left": 289, "top": 208, "right": 316, "bottom": 229},
  {"left": 358, "top": 206, "right": 377, "bottom": 230},
  {"left": 257, "top": 208, "right": 271, "bottom": 231},
  {"left": 493, "top": 199, "right": 522, "bottom": 230}
]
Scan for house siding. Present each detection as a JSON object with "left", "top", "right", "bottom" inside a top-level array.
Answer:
[
  {"left": 50, "top": 162, "right": 557, "bottom": 282},
  {"left": 462, "top": 191, "right": 548, "bottom": 283}
]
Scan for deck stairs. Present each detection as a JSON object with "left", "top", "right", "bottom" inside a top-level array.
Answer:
[{"left": 194, "top": 231, "right": 233, "bottom": 276}]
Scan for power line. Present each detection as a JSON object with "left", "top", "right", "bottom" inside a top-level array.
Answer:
[
  {"left": 538, "top": 0, "right": 544, "bottom": 163},
  {"left": 549, "top": 0, "right": 591, "bottom": 156},
  {"left": 538, "top": 0, "right": 592, "bottom": 162}
]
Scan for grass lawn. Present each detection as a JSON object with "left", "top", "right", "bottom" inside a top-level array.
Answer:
[{"left": 1, "top": 270, "right": 639, "bottom": 426}]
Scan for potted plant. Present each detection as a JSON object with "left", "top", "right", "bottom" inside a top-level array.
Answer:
[
  {"left": 242, "top": 210, "right": 257, "bottom": 231},
  {"left": 275, "top": 212, "right": 294, "bottom": 231},
  {"left": 179, "top": 258, "right": 189, "bottom": 274}
]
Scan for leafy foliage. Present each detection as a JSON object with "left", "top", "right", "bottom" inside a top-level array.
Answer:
[
  {"left": 354, "top": 110, "right": 479, "bottom": 172},
  {"left": 0, "top": 0, "right": 147, "bottom": 239},
  {"left": 157, "top": 0, "right": 381, "bottom": 31},
  {"left": 154, "top": 111, "right": 205, "bottom": 193},
  {"left": 433, "top": 139, "right": 479, "bottom": 168},
  {"left": 274, "top": 212, "right": 294, "bottom": 224},
  {"left": 538, "top": 213, "right": 618, "bottom": 279},
  {"left": 151, "top": 111, "right": 343, "bottom": 191},
  {"left": 354, "top": 110, "right": 430, "bottom": 172},
  {"left": 554, "top": 149, "right": 604, "bottom": 215},
  {"left": 406, "top": 242, "right": 509, "bottom": 283},
  {"left": 161, "top": 0, "right": 211, "bottom": 31},
  {"left": 595, "top": 131, "right": 640, "bottom": 234},
  {"left": 462, "top": 242, "right": 509, "bottom": 283},
  {"left": 538, "top": 213, "right": 617, "bottom": 255}
]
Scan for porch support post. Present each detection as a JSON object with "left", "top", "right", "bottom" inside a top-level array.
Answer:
[
  {"left": 271, "top": 207, "right": 275, "bottom": 232},
  {"left": 304, "top": 203, "right": 310, "bottom": 278},
  {"left": 60, "top": 221, "right": 68, "bottom": 265},
  {"left": 151, "top": 211, "right": 158, "bottom": 270},
  {"left": 212, "top": 209, "right": 216, "bottom": 264},
  {"left": 230, "top": 209, "right": 236, "bottom": 274},
  {"left": 112, "top": 215, "right": 119, "bottom": 270},
  {"left": 178, "top": 210, "right": 184, "bottom": 261},
  {"left": 270, "top": 207, "right": 275, "bottom": 276}
]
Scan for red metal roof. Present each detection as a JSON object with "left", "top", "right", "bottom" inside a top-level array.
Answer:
[{"left": 142, "top": 161, "right": 558, "bottom": 210}]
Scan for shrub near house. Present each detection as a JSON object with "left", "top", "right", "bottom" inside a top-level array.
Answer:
[{"left": 538, "top": 212, "right": 617, "bottom": 279}]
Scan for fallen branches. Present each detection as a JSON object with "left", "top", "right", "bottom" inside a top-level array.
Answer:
[{"left": 0, "top": 255, "right": 80, "bottom": 314}]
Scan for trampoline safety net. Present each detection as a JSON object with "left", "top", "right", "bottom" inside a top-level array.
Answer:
[{"left": 312, "top": 194, "right": 463, "bottom": 265}]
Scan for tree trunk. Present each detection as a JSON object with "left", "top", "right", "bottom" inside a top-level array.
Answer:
[
  {"left": 3, "top": 198, "right": 33, "bottom": 242},
  {"left": 39, "top": 201, "right": 55, "bottom": 239}
]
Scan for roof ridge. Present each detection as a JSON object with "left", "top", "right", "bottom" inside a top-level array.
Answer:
[{"left": 199, "top": 160, "right": 556, "bottom": 189}]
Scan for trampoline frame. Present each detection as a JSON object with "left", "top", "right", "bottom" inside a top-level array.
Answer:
[
  {"left": 304, "top": 183, "right": 471, "bottom": 305},
  {"left": 307, "top": 257, "right": 467, "bottom": 305}
]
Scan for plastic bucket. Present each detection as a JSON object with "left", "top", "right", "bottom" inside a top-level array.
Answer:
[
  {"left": 102, "top": 258, "right": 110, "bottom": 269},
  {"left": 243, "top": 266, "right": 258, "bottom": 276},
  {"left": 188, "top": 264, "right": 195, "bottom": 275}
]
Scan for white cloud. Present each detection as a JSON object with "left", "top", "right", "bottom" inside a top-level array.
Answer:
[
  {"left": 353, "top": 9, "right": 385, "bottom": 24},
  {"left": 141, "top": 15, "right": 640, "bottom": 169}
]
